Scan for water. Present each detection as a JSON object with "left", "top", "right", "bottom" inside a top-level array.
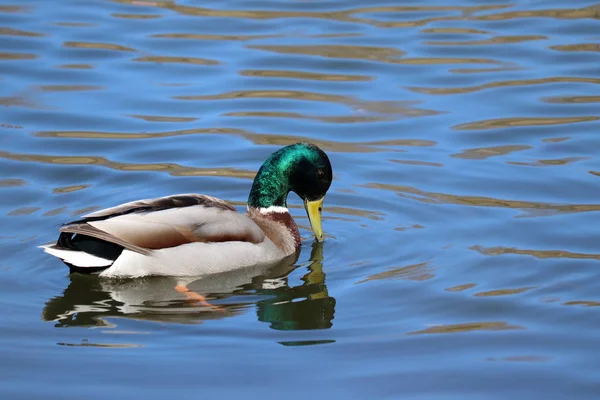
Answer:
[{"left": 1, "top": 0, "right": 600, "bottom": 398}]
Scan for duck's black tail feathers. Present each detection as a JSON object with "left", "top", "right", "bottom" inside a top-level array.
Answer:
[{"left": 41, "top": 232, "right": 125, "bottom": 274}]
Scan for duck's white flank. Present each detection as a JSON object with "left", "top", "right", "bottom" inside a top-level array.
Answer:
[{"left": 257, "top": 206, "right": 289, "bottom": 214}]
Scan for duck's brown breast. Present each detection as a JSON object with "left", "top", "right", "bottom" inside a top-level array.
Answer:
[{"left": 247, "top": 208, "right": 301, "bottom": 255}]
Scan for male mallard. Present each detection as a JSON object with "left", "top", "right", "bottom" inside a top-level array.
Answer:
[{"left": 42, "top": 142, "right": 333, "bottom": 278}]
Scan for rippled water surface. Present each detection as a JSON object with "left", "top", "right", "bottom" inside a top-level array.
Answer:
[{"left": 2, "top": 0, "right": 600, "bottom": 398}]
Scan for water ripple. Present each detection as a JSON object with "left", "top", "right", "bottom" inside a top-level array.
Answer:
[
  {"left": 453, "top": 116, "right": 600, "bottom": 131},
  {"left": 406, "top": 77, "right": 600, "bottom": 95},
  {"left": 363, "top": 183, "right": 600, "bottom": 216},
  {"left": 2, "top": 0, "right": 600, "bottom": 396},
  {"left": 63, "top": 41, "right": 136, "bottom": 52}
]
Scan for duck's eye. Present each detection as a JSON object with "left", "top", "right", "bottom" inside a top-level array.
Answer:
[{"left": 316, "top": 169, "right": 325, "bottom": 179}]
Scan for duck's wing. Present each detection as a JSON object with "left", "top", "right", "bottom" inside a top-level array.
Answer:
[
  {"left": 80, "top": 193, "right": 236, "bottom": 219},
  {"left": 60, "top": 194, "right": 265, "bottom": 255}
]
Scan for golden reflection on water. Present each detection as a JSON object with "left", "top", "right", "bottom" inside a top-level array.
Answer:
[
  {"left": 43, "top": 207, "right": 67, "bottom": 217},
  {"left": 240, "top": 69, "right": 373, "bottom": 82},
  {"left": 0, "top": 27, "right": 46, "bottom": 37},
  {"left": 134, "top": 55, "right": 220, "bottom": 65},
  {"left": 248, "top": 44, "right": 405, "bottom": 62},
  {"left": 355, "top": 262, "right": 437, "bottom": 284},
  {"left": 7, "top": 207, "right": 40, "bottom": 216},
  {"left": 563, "top": 301, "right": 600, "bottom": 307},
  {"left": 0, "top": 96, "right": 39, "bottom": 109},
  {"left": 542, "top": 137, "right": 570, "bottom": 143},
  {"left": 408, "top": 321, "right": 523, "bottom": 335},
  {"left": 508, "top": 157, "right": 587, "bottom": 167},
  {"left": 424, "top": 35, "right": 547, "bottom": 46},
  {"left": 0, "top": 151, "right": 256, "bottom": 179},
  {"left": 390, "top": 159, "right": 443, "bottom": 167},
  {"left": 473, "top": 287, "right": 536, "bottom": 297},
  {"left": 421, "top": 27, "right": 490, "bottom": 34},
  {"left": 324, "top": 206, "right": 384, "bottom": 221},
  {"left": 0, "top": 179, "right": 26, "bottom": 187},
  {"left": 115, "top": 1, "right": 514, "bottom": 28},
  {"left": 63, "top": 41, "right": 136, "bottom": 52},
  {"left": 407, "top": 77, "right": 600, "bottom": 95},
  {"left": 127, "top": 114, "right": 198, "bottom": 123},
  {"left": 0, "top": 153, "right": 380, "bottom": 221},
  {"left": 110, "top": 0, "right": 592, "bottom": 45},
  {"left": 452, "top": 145, "right": 531, "bottom": 160},
  {"left": 37, "top": 130, "right": 435, "bottom": 153},
  {"left": 54, "top": 22, "right": 96, "bottom": 27},
  {"left": 38, "top": 85, "right": 103, "bottom": 92},
  {"left": 449, "top": 66, "right": 522, "bottom": 74},
  {"left": 151, "top": 32, "right": 283, "bottom": 41},
  {"left": 176, "top": 89, "right": 353, "bottom": 103},
  {"left": 0, "top": 5, "right": 25, "bottom": 13},
  {"left": 551, "top": 43, "right": 600, "bottom": 52},
  {"left": 223, "top": 111, "right": 396, "bottom": 124},
  {"left": 398, "top": 57, "right": 502, "bottom": 65},
  {"left": 542, "top": 96, "right": 600, "bottom": 104},
  {"left": 445, "top": 283, "right": 477, "bottom": 292},
  {"left": 394, "top": 223, "right": 425, "bottom": 231},
  {"left": 363, "top": 182, "right": 600, "bottom": 216},
  {"left": 248, "top": 43, "right": 507, "bottom": 68},
  {"left": 454, "top": 116, "right": 600, "bottom": 131},
  {"left": 52, "top": 185, "right": 89, "bottom": 194},
  {"left": 175, "top": 89, "right": 441, "bottom": 118},
  {"left": 112, "top": 13, "right": 162, "bottom": 19},
  {"left": 37, "top": 128, "right": 250, "bottom": 140},
  {"left": 0, "top": 52, "right": 37, "bottom": 60},
  {"left": 108, "top": 0, "right": 599, "bottom": 44},
  {"left": 471, "top": 5, "right": 600, "bottom": 21},
  {"left": 471, "top": 245, "right": 600, "bottom": 260},
  {"left": 58, "top": 64, "right": 94, "bottom": 69}
]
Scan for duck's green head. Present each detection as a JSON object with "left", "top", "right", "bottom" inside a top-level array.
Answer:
[{"left": 248, "top": 142, "right": 333, "bottom": 242}]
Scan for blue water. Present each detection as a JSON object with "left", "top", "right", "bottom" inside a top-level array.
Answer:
[{"left": 1, "top": 0, "right": 600, "bottom": 398}]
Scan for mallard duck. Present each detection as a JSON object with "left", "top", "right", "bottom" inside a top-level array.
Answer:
[{"left": 41, "top": 142, "right": 333, "bottom": 278}]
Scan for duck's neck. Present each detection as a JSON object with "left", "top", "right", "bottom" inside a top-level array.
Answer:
[
  {"left": 247, "top": 154, "right": 291, "bottom": 211},
  {"left": 247, "top": 158, "right": 301, "bottom": 252}
]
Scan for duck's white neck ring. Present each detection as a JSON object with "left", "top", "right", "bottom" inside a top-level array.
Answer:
[{"left": 254, "top": 205, "right": 289, "bottom": 214}]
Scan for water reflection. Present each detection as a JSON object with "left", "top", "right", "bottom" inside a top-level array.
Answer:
[
  {"left": 133, "top": 55, "right": 220, "bottom": 66},
  {"left": 408, "top": 321, "right": 524, "bottom": 335},
  {"left": 453, "top": 116, "right": 599, "bottom": 131},
  {"left": 42, "top": 242, "right": 335, "bottom": 331},
  {"left": 363, "top": 182, "right": 600, "bottom": 216},
  {"left": 471, "top": 245, "right": 600, "bottom": 260},
  {"left": 0, "top": 150, "right": 257, "bottom": 179},
  {"left": 451, "top": 145, "right": 531, "bottom": 160},
  {"left": 256, "top": 241, "right": 335, "bottom": 330},
  {"left": 63, "top": 41, "right": 135, "bottom": 52},
  {"left": 0, "top": 27, "right": 46, "bottom": 37},
  {"left": 240, "top": 69, "right": 373, "bottom": 82},
  {"left": 424, "top": 35, "right": 547, "bottom": 46},
  {"left": 356, "top": 261, "right": 437, "bottom": 284},
  {"left": 36, "top": 130, "right": 433, "bottom": 153},
  {"left": 406, "top": 77, "right": 600, "bottom": 95}
]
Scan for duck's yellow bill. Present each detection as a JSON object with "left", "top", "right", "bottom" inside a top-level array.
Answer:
[{"left": 304, "top": 197, "right": 324, "bottom": 242}]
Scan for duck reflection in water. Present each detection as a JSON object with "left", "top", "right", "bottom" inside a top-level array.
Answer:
[{"left": 42, "top": 242, "right": 335, "bottom": 330}]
